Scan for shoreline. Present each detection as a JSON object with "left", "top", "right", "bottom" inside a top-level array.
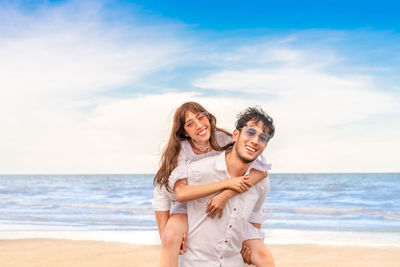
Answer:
[
  {"left": 1, "top": 228, "right": 399, "bottom": 247},
  {"left": 1, "top": 239, "right": 400, "bottom": 267}
]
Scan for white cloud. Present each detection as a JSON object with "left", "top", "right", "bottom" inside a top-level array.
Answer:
[
  {"left": 192, "top": 44, "right": 400, "bottom": 173},
  {"left": 0, "top": 2, "right": 186, "bottom": 173},
  {"left": 0, "top": 90, "right": 246, "bottom": 174},
  {"left": 0, "top": 6, "right": 182, "bottom": 100},
  {"left": 194, "top": 68, "right": 397, "bottom": 132},
  {"left": 0, "top": 2, "right": 399, "bottom": 174}
]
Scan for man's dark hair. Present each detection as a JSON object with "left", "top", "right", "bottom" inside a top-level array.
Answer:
[{"left": 235, "top": 106, "right": 275, "bottom": 138}]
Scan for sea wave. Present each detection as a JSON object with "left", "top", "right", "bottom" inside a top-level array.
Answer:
[{"left": 264, "top": 206, "right": 400, "bottom": 216}]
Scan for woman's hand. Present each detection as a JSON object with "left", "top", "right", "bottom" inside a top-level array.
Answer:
[
  {"left": 241, "top": 244, "right": 252, "bottom": 265},
  {"left": 224, "top": 175, "right": 253, "bottom": 193},
  {"left": 179, "top": 233, "right": 187, "bottom": 254},
  {"left": 205, "top": 191, "right": 230, "bottom": 218},
  {"left": 205, "top": 176, "right": 253, "bottom": 218}
]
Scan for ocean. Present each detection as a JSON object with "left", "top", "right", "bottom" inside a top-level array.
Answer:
[{"left": 1, "top": 173, "right": 399, "bottom": 246}]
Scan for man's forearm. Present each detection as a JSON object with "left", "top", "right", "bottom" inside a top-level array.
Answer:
[
  {"left": 218, "top": 188, "right": 238, "bottom": 198},
  {"left": 248, "top": 169, "right": 268, "bottom": 185}
]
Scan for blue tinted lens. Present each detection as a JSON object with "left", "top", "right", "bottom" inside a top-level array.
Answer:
[
  {"left": 245, "top": 127, "right": 257, "bottom": 137},
  {"left": 259, "top": 133, "right": 270, "bottom": 144},
  {"left": 245, "top": 127, "right": 270, "bottom": 144}
]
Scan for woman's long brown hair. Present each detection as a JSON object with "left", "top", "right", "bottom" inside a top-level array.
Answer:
[{"left": 153, "top": 102, "right": 231, "bottom": 192}]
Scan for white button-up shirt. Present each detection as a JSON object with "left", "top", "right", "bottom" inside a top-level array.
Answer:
[
  {"left": 174, "top": 151, "right": 269, "bottom": 267},
  {"left": 152, "top": 131, "right": 233, "bottom": 211},
  {"left": 153, "top": 131, "right": 270, "bottom": 213}
]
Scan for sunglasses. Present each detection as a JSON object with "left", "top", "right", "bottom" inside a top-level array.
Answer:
[
  {"left": 243, "top": 126, "right": 271, "bottom": 145},
  {"left": 184, "top": 112, "right": 209, "bottom": 129}
]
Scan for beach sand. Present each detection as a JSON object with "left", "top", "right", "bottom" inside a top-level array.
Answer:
[{"left": 1, "top": 239, "right": 399, "bottom": 267}]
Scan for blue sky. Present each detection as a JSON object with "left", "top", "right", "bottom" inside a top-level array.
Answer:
[
  {"left": 0, "top": 0, "right": 399, "bottom": 173},
  {"left": 125, "top": 0, "right": 400, "bottom": 30}
]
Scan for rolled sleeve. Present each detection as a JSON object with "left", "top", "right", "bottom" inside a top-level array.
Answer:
[
  {"left": 167, "top": 141, "right": 191, "bottom": 191},
  {"left": 152, "top": 185, "right": 172, "bottom": 211},
  {"left": 248, "top": 209, "right": 265, "bottom": 224},
  {"left": 248, "top": 179, "right": 270, "bottom": 224},
  {"left": 177, "top": 141, "right": 190, "bottom": 166},
  {"left": 216, "top": 131, "right": 232, "bottom": 147},
  {"left": 251, "top": 153, "right": 271, "bottom": 172},
  {"left": 167, "top": 164, "right": 189, "bottom": 191}
]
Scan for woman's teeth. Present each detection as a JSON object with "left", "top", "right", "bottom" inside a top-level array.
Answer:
[{"left": 198, "top": 128, "right": 207, "bottom": 136}]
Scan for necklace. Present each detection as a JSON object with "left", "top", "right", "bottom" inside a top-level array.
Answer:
[{"left": 192, "top": 139, "right": 211, "bottom": 153}]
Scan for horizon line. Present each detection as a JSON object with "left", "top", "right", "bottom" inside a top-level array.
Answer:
[{"left": 1, "top": 172, "right": 399, "bottom": 176}]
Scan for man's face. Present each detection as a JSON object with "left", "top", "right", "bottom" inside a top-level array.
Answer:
[{"left": 232, "top": 120, "right": 269, "bottom": 164}]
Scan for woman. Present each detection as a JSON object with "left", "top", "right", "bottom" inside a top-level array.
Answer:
[{"left": 153, "top": 102, "right": 275, "bottom": 267}]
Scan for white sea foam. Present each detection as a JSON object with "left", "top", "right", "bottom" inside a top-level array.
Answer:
[
  {"left": 265, "top": 229, "right": 400, "bottom": 247},
  {"left": 0, "top": 222, "right": 161, "bottom": 245},
  {"left": 1, "top": 226, "right": 399, "bottom": 247}
]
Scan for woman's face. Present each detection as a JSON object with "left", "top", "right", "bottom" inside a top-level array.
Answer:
[{"left": 183, "top": 111, "right": 211, "bottom": 143}]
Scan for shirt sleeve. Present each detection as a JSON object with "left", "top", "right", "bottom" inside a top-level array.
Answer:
[
  {"left": 164, "top": 141, "right": 191, "bottom": 195},
  {"left": 167, "top": 164, "right": 189, "bottom": 193},
  {"left": 152, "top": 184, "right": 172, "bottom": 211},
  {"left": 251, "top": 153, "right": 272, "bottom": 172},
  {"left": 248, "top": 178, "right": 270, "bottom": 224},
  {"left": 216, "top": 131, "right": 233, "bottom": 147},
  {"left": 177, "top": 141, "right": 190, "bottom": 166}
]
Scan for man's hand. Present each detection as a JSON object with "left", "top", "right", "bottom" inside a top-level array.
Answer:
[
  {"left": 241, "top": 244, "right": 252, "bottom": 265},
  {"left": 206, "top": 191, "right": 230, "bottom": 218},
  {"left": 179, "top": 233, "right": 187, "bottom": 254}
]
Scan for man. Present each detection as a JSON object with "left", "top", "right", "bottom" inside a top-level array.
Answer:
[{"left": 173, "top": 106, "right": 275, "bottom": 267}]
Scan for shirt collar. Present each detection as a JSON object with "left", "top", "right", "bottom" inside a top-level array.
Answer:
[
  {"left": 215, "top": 150, "right": 256, "bottom": 176},
  {"left": 215, "top": 151, "right": 228, "bottom": 172}
]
